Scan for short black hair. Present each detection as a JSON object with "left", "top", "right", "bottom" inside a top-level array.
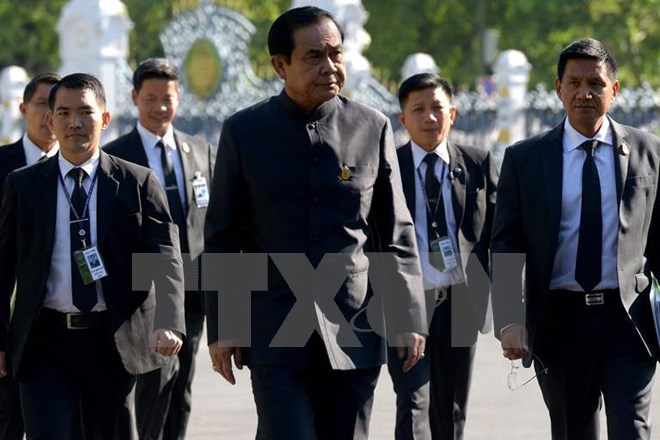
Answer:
[
  {"left": 132, "top": 57, "right": 179, "bottom": 92},
  {"left": 23, "top": 72, "right": 60, "bottom": 104},
  {"left": 398, "top": 73, "right": 454, "bottom": 110},
  {"left": 48, "top": 73, "right": 106, "bottom": 111},
  {"left": 268, "top": 6, "right": 344, "bottom": 61},
  {"left": 557, "top": 38, "right": 618, "bottom": 81}
]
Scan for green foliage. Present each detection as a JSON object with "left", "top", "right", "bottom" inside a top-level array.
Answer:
[{"left": 0, "top": 0, "right": 67, "bottom": 76}]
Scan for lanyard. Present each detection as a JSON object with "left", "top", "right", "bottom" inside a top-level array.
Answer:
[
  {"left": 57, "top": 166, "right": 99, "bottom": 222},
  {"left": 416, "top": 158, "right": 447, "bottom": 223}
]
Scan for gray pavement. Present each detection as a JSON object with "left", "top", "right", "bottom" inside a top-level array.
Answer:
[{"left": 187, "top": 333, "right": 659, "bottom": 439}]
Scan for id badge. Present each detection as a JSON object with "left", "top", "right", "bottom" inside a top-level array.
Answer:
[
  {"left": 192, "top": 173, "right": 209, "bottom": 208},
  {"left": 429, "top": 236, "right": 458, "bottom": 272},
  {"left": 73, "top": 246, "right": 108, "bottom": 285}
]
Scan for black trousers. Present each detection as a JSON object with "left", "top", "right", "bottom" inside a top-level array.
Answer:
[
  {"left": 0, "top": 376, "right": 23, "bottom": 440},
  {"left": 387, "top": 286, "right": 478, "bottom": 440},
  {"left": 136, "top": 291, "right": 205, "bottom": 440},
  {"left": 18, "top": 309, "right": 136, "bottom": 440},
  {"left": 535, "top": 289, "right": 657, "bottom": 440},
  {"left": 251, "top": 333, "right": 380, "bottom": 440}
]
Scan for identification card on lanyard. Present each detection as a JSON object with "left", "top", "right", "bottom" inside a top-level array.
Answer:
[
  {"left": 429, "top": 236, "right": 458, "bottom": 272},
  {"left": 192, "top": 171, "right": 209, "bottom": 208},
  {"left": 73, "top": 246, "right": 108, "bottom": 284}
]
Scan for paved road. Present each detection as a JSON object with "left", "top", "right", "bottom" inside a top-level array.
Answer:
[{"left": 187, "top": 333, "right": 659, "bottom": 439}]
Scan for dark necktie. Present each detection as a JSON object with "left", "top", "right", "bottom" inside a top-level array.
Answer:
[
  {"left": 575, "top": 139, "right": 602, "bottom": 291},
  {"left": 423, "top": 154, "right": 448, "bottom": 272},
  {"left": 69, "top": 167, "right": 96, "bottom": 312},
  {"left": 157, "top": 140, "right": 189, "bottom": 253}
]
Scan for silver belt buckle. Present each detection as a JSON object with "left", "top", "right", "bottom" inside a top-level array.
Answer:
[
  {"left": 585, "top": 292, "right": 604, "bottom": 306},
  {"left": 66, "top": 312, "right": 87, "bottom": 330}
]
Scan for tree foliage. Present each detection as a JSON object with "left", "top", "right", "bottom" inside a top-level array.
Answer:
[{"left": 0, "top": 0, "right": 657, "bottom": 89}]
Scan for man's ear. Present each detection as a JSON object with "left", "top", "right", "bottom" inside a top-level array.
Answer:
[
  {"left": 397, "top": 112, "right": 406, "bottom": 127},
  {"left": 19, "top": 102, "right": 27, "bottom": 118},
  {"left": 131, "top": 89, "right": 138, "bottom": 106},
  {"left": 101, "top": 111, "right": 111, "bottom": 130},
  {"left": 45, "top": 111, "right": 54, "bottom": 131},
  {"left": 271, "top": 55, "right": 288, "bottom": 80}
]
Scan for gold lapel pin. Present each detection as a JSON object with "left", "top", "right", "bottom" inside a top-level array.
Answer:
[{"left": 339, "top": 165, "right": 351, "bottom": 181}]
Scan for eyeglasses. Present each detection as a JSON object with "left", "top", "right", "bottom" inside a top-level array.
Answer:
[{"left": 507, "top": 352, "right": 549, "bottom": 391}]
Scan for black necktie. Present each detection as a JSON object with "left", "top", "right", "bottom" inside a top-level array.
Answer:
[
  {"left": 69, "top": 167, "right": 96, "bottom": 312},
  {"left": 157, "top": 140, "right": 189, "bottom": 253},
  {"left": 423, "top": 154, "right": 448, "bottom": 273},
  {"left": 575, "top": 139, "right": 602, "bottom": 291}
]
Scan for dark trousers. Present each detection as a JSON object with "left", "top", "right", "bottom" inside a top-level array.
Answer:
[
  {"left": 535, "top": 290, "right": 657, "bottom": 440},
  {"left": 251, "top": 333, "right": 380, "bottom": 440},
  {"left": 388, "top": 287, "right": 478, "bottom": 440},
  {"left": 135, "top": 291, "right": 205, "bottom": 440},
  {"left": 0, "top": 376, "right": 23, "bottom": 440},
  {"left": 18, "top": 309, "right": 136, "bottom": 440}
]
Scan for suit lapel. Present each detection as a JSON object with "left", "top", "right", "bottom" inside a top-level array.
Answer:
[
  {"left": 447, "top": 142, "right": 466, "bottom": 227},
  {"left": 97, "top": 152, "right": 120, "bottom": 245},
  {"left": 397, "top": 143, "right": 416, "bottom": 220},
  {"left": 12, "top": 140, "right": 27, "bottom": 169},
  {"left": 38, "top": 156, "right": 59, "bottom": 269},
  {"left": 126, "top": 128, "right": 150, "bottom": 167},
  {"left": 609, "top": 118, "right": 630, "bottom": 207},
  {"left": 174, "top": 131, "right": 192, "bottom": 214},
  {"left": 542, "top": 124, "right": 564, "bottom": 258}
]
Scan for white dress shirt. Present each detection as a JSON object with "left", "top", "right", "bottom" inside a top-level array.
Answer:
[
  {"left": 45, "top": 151, "right": 106, "bottom": 312},
  {"left": 549, "top": 117, "right": 619, "bottom": 291},
  {"left": 136, "top": 122, "right": 186, "bottom": 208},
  {"left": 411, "top": 141, "right": 465, "bottom": 290},
  {"left": 22, "top": 134, "right": 58, "bottom": 166}
]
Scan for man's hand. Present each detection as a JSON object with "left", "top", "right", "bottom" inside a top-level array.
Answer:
[
  {"left": 0, "top": 351, "right": 6, "bottom": 378},
  {"left": 209, "top": 340, "right": 243, "bottom": 385},
  {"left": 501, "top": 324, "right": 528, "bottom": 360},
  {"left": 150, "top": 329, "right": 183, "bottom": 357},
  {"left": 395, "top": 332, "right": 426, "bottom": 373}
]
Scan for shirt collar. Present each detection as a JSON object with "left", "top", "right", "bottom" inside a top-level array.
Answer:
[
  {"left": 136, "top": 122, "right": 176, "bottom": 151},
  {"left": 58, "top": 149, "right": 100, "bottom": 181},
  {"left": 411, "top": 139, "right": 449, "bottom": 170},
  {"left": 22, "top": 133, "right": 59, "bottom": 166},
  {"left": 275, "top": 89, "right": 338, "bottom": 122},
  {"left": 563, "top": 117, "right": 612, "bottom": 153}
]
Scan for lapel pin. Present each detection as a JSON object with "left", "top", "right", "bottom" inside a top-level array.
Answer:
[
  {"left": 619, "top": 142, "right": 630, "bottom": 155},
  {"left": 182, "top": 142, "right": 190, "bottom": 154},
  {"left": 339, "top": 165, "right": 351, "bottom": 181}
]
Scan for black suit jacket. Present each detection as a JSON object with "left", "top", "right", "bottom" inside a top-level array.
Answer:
[
  {"left": 205, "top": 92, "right": 426, "bottom": 370},
  {"left": 491, "top": 117, "right": 660, "bottom": 360},
  {"left": 397, "top": 141, "right": 498, "bottom": 333},
  {"left": 104, "top": 127, "right": 214, "bottom": 260},
  {"left": 0, "top": 139, "right": 27, "bottom": 194},
  {"left": 0, "top": 151, "right": 186, "bottom": 377}
]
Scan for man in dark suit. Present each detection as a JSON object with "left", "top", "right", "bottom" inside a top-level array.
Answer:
[
  {"left": 104, "top": 57, "right": 213, "bottom": 440},
  {"left": 205, "top": 6, "right": 427, "bottom": 440},
  {"left": 389, "top": 73, "right": 497, "bottom": 440},
  {"left": 492, "top": 38, "right": 660, "bottom": 439},
  {"left": 0, "top": 73, "right": 185, "bottom": 439},
  {"left": 0, "top": 71, "right": 60, "bottom": 440}
]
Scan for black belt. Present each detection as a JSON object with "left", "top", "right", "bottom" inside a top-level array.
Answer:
[
  {"left": 39, "top": 307, "right": 108, "bottom": 330},
  {"left": 548, "top": 288, "right": 618, "bottom": 306}
]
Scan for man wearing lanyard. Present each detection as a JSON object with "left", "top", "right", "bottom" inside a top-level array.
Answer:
[
  {"left": 389, "top": 73, "right": 498, "bottom": 440},
  {"left": 105, "top": 57, "right": 213, "bottom": 440},
  {"left": 0, "top": 73, "right": 185, "bottom": 439}
]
